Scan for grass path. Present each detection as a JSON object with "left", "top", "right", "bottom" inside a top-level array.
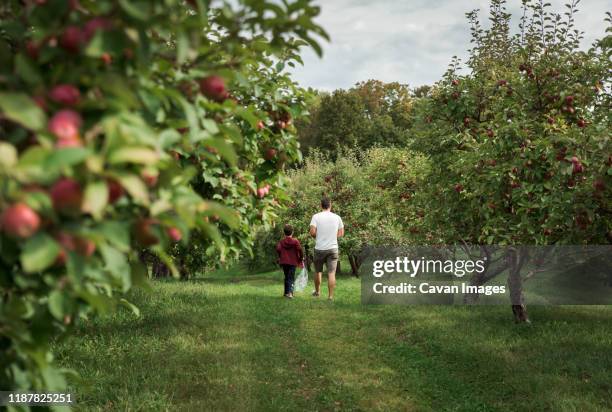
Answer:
[{"left": 56, "top": 269, "right": 612, "bottom": 411}]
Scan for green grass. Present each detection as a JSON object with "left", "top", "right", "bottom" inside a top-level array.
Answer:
[{"left": 56, "top": 269, "right": 612, "bottom": 411}]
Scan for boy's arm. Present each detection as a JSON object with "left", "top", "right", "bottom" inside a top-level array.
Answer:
[{"left": 296, "top": 240, "right": 304, "bottom": 263}]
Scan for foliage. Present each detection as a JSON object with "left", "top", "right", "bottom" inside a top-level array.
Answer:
[
  {"left": 297, "top": 80, "right": 414, "bottom": 157},
  {"left": 0, "top": 0, "right": 326, "bottom": 395},
  {"left": 411, "top": 0, "right": 611, "bottom": 246},
  {"left": 247, "top": 148, "right": 430, "bottom": 275}
]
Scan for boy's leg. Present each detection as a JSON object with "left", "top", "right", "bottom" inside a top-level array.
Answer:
[
  {"left": 282, "top": 265, "right": 290, "bottom": 295},
  {"left": 288, "top": 265, "right": 296, "bottom": 295}
]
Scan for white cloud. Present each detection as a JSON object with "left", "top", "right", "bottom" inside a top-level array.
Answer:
[{"left": 291, "top": 0, "right": 610, "bottom": 91}]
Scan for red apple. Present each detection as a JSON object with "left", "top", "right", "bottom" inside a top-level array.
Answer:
[
  {"left": 133, "top": 218, "right": 159, "bottom": 246},
  {"left": 264, "top": 148, "right": 277, "bottom": 161},
  {"left": 49, "top": 84, "right": 81, "bottom": 106},
  {"left": 452, "top": 79, "right": 459, "bottom": 86},
  {"left": 141, "top": 170, "right": 158, "bottom": 187},
  {"left": 593, "top": 179, "right": 605, "bottom": 192},
  {"left": 167, "top": 227, "right": 182, "bottom": 242},
  {"left": 572, "top": 161, "right": 584, "bottom": 174},
  {"left": 100, "top": 53, "right": 112, "bottom": 65},
  {"left": 48, "top": 110, "right": 82, "bottom": 141},
  {"left": 50, "top": 178, "right": 83, "bottom": 214},
  {"left": 577, "top": 118, "right": 586, "bottom": 128},
  {"left": 25, "top": 40, "right": 40, "bottom": 60},
  {"left": 107, "top": 179, "right": 124, "bottom": 204},
  {"left": 486, "top": 129, "right": 494, "bottom": 138},
  {"left": 55, "top": 232, "right": 76, "bottom": 265},
  {"left": 1, "top": 203, "right": 41, "bottom": 238},
  {"left": 257, "top": 120, "right": 265, "bottom": 130},
  {"left": 256, "top": 187, "right": 267, "bottom": 198},
  {"left": 75, "top": 237, "right": 96, "bottom": 256},
  {"left": 199, "top": 75, "right": 228, "bottom": 102},
  {"left": 83, "top": 17, "right": 113, "bottom": 42},
  {"left": 454, "top": 184, "right": 464, "bottom": 193},
  {"left": 60, "top": 26, "right": 84, "bottom": 53},
  {"left": 565, "top": 95, "right": 574, "bottom": 105}
]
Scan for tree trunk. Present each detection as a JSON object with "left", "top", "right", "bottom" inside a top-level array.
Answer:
[
  {"left": 139, "top": 249, "right": 170, "bottom": 278},
  {"left": 348, "top": 254, "right": 360, "bottom": 277},
  {"left": 508, "top": 248, "right": 529, "bottom": 323}
]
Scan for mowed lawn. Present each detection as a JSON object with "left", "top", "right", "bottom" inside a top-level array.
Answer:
[{"left": 56, "top": 268, "right": 612, "bottom": 412}]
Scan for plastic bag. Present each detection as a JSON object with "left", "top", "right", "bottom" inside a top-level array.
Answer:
[{"left": 294, "top": 266, "right": 308, "bottom": 293}]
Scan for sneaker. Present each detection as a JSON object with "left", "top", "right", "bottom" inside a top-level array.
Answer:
[{"left": 312, "top": 291, "right": 320, "bottom": 297}]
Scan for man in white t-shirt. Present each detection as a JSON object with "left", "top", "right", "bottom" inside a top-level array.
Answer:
[{"left": 309, "top": 197, "right": 344, "bottom": 300}]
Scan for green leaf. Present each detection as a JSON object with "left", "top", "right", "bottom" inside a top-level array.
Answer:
[
  {"left": 0, "top": 142, "right": 17, "bottom": 169},
  {"left": 99, "top": 243, "right": 131, "bottom": 292},
  {"left": 235, "top": 107, "right": 259, "bottom": 129},
  {"left": 117, "top": 174, "right": 149, "bottom": 205},
  {"left": 83, "top": 181, "right": 109, "bottom": 219},
  {"left": 109, "top": 147, "right": 159, "bottom": 165},
  {"left": 118, "top": 0, "right": 150, "bottom": 21},
  {"left": 202, "top": 118, "right": 220, "bottom": 134},
  {"left": 15, "top": 54, "right": 43, "bottom": 85},
  {"left": 98, "top": 221, "right": 131, "bottom": 252},
  {"left": 201, "top": 201, "right": 239, "bottom": 229},
  {"left": 20, "top": 233, "right": 60, "bottom": 273},
  {"left": 176, "top": 30, "right": 189, "bottom": 65},
  {"left": 201, "top": 138, "right": 237, "bottom": 166},
  {"left": 0, "top": 92, "right": 47, "bottom": 131},
  {"left": 85, "top": 30, "right": 126, "bottom": 58},
  {"left": 119, "top": 298, "right": 140, "bottom": 317},
  {"left": 48, "top": 290, "right": 68, "bottom": 321},
  {"left": 130, "top": 260, "right": 152, "bottom": 291},
  {"left": 45, "top": 147, "right": 91, "bottom": 170}
]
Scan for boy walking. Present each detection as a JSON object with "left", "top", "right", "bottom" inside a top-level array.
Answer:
[{"left": 276, "top": 224, "right": 304, "bottom": 299}]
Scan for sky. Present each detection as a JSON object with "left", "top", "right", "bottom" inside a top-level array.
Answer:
[{"left": 290, "top": 0, "right": 610, "bottom": 91}]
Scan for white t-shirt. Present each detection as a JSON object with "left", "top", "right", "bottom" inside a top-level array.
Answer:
[{"left": 310, "top": 210, "right": 344, "bottom": 251}]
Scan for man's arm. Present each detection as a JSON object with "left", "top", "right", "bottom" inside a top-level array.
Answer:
[
  {"left": 309, "top": 225, "right": 317, "bottom": 238},
  {"left": 337, "top": 227, "right": 344, "bottom": 238}
]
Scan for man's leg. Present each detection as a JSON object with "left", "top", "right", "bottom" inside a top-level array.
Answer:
[
  {"left": 314, "top": 271, "right": 322, "bottom": 295},
  {"left": 327, "top": 251, "right": 339, "bottom": 300},
  {"left": 313, "top": 250, "right": 323, "bottom": 296},
  {"left": 327, "top": 269, "right": 336, "bottom": 300}
]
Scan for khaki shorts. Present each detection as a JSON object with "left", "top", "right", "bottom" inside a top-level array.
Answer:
[{"left": 313, "top": 249, "right": 339, "bottom": 273}]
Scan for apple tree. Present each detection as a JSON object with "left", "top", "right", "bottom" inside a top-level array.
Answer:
[
  {"left": 261, "top": 148, "right": 428, "bottom": 276},
  {"left": 0, "top": 0, "right": 326, "bottom": 394},
  {"left": 411, "top": 0, "right": 611, "bottom": 321}
]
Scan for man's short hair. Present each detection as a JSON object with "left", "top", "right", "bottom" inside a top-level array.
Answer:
[
  {"left": 283, "top": 224, "right": 293, "bottom": 236},
  {"left": 321, "top": 197, "right": 331, "bottom": 209}
]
